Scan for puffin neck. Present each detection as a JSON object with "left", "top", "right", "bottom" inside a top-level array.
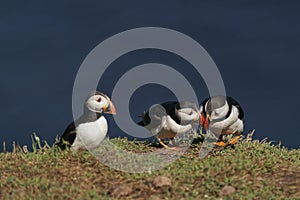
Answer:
[{"left": 76, "top": 107, "right": 103, "bottom": 124}]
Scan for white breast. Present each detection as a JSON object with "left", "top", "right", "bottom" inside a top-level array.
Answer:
[
  {"left": 71, "top": 116, "right": 108, "bottom": 150},
  {"left": 226, "top": 118, "right": 244, "bottom": 134}
]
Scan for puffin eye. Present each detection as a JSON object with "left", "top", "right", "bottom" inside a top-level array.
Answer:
[{"left": 97, "top": 97, "right": 102, "bottom": 102}]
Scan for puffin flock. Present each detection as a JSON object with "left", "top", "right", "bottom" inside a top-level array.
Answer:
[{"left": 57, "top": 91, "right": 244, "bottom": 150}]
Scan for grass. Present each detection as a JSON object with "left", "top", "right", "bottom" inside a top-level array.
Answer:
[{"left": 0, "top": 132, "right": 299, "bottom": 200}]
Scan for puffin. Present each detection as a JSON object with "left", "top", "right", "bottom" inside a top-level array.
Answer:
[
  {"left": 57, "top": 91, "right": 116, "bottom": 150},
  {"left": 199, "top": 95, "right": 244, "bottom": 147},
  {"left": 138, "top": 101, "right": 200, "bottom": 149}
]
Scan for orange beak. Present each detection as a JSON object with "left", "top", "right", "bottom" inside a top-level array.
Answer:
[
  {"left": 200, "top": 114, "right": 205, "bottom": 127},
  {"left": 104, "top": 100, "right": 117, "bottom": 115},
  {"left": 200, "top": 114, "right": 210, "bottom": 130},
  {"left": 204, "top": 116, "right": 210, "bottom": 130}
]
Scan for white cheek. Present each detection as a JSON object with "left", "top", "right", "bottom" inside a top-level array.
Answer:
[
  {"left": 178, "top": 110, "right": 197, "bottom": 122},
  {"left": 190, "top": 111, "right": 198, "bottom": 120},
  {"left": 213, "top": 111, "right": 219, "bottom": 117},
  {"left": 86, "top": 98, "right": 108, "bottom": 112},
  {"left": 211, "top": 105, "right": 228, "bottom": 120},
  {"left": 179, "top": 108, "right": 193, "bottom": 115},
  {"left": 212, "top": 110, "right": 221, "bottom": 117},
  {"left": 95, "top": 97, "right": 108, "bottom": 109},
  {"left": 97, "top": 100, "right": 106, "bottom": 108}
]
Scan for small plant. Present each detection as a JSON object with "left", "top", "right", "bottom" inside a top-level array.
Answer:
[{"left": 30, "top": 132, "right": 51, "bottom": 153}]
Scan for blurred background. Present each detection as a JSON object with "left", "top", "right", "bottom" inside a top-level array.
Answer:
[{"left": 1, "top": 0, "right": 299, "bottom": 150}]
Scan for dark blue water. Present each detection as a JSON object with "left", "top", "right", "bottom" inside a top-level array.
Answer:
[{"left": 1, "top": 1, "right": 299, "bottom": 150}]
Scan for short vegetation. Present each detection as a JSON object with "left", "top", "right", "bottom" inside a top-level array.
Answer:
[{"left": 0, "top": 132, "right": 299, "bottom": 200}]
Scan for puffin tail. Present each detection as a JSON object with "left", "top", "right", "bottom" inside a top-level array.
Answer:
[{"left": 137, "top": 120, "right": 145, "bottom": 126}]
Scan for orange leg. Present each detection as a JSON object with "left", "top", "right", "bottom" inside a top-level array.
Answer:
[
  {"left": 214, "top": 135, "right": 227, "bottom": 147},
  {"left": 228, "top": 135, "right": 241, "bottom": 145},
  {"left": 223, "top": 129, "right": 241, "bottom": 145},
  {"left": 158, "top": 138, "right": 178, "bottom": 150}
]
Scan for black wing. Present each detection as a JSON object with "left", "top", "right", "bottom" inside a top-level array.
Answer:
[
  {"left": 159, "top": 101, "right": 181, "bottom": 124},
  {"left": 137, "top": 101, "right": 181, "bottom": 127},
  {"left": 57, "top": 122, "right": 77, "bottom": 150},
  {"left": 227, "top": 96, "right": 244, "bottom": 121}
]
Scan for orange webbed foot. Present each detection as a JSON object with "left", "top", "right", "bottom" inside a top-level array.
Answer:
[
  {"left": 228, "top": 135, "right": 241, "bottom": 145},
  {"left": 215, "top": 141, "right": 227, "bottom": 147}
]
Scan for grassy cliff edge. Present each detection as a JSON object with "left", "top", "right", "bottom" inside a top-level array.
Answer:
[{"left": 0, "top": 134, "right": 299, "bottom": 200}]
